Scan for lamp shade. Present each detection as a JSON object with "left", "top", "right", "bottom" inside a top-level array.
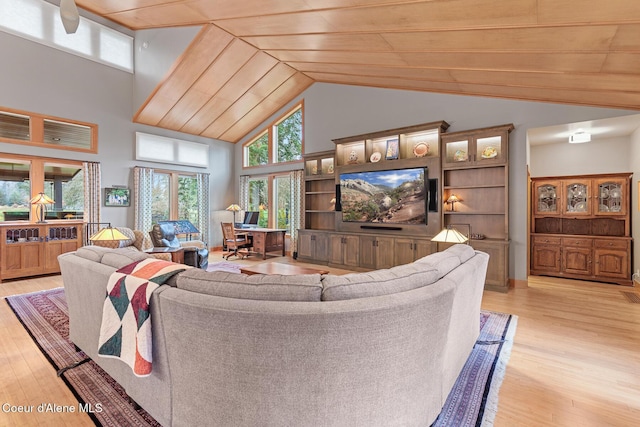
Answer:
[
  {"left": 30, "top": 192, "right": 55, "bottom": 205},
  {"left": 431, "top": 226, "right": 469, "bottom": 244},
  {"left": 446, "top": 194, "right": 460, "bottom": 203},
  {"left": 226, "top": 204, "right": 241, "bottom": 212},
  {"left": 89, "top": 227, "right": 129, "bottom": 242}
]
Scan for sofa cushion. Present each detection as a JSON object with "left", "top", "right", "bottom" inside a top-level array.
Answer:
[
  {"left": 443, "top": 244, "right": 476, "bottom": 263},
  {"left": 101, "top": 248, "right": 150, "bottom": 269},
  {"left": 75, "top": 245, "right": 112, "bottom": 262},
  {"left": 414, "top": 251, "right": 461, "bottom": 279},
  {"left": 176, "top": 269, "right": 323, "bottom": 301},
  {"left": 321, "top": 263, "right": 440, "bottom": 301}
]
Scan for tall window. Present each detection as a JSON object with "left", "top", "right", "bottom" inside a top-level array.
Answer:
[
  {"left": 178, "top": 175, "right": 198, "bottom": 224},
  {"left": 152, "top": 173, "right": 170, "bottom": 223},
  {"left": 244, "top": 174, "right": 292, "bottom": 231},
  {"left": 247, "top": 177, "right": 269, "bottom": 227},
  {"left": 274, "top": 176, "right": 291, "bottom": 229},
  {"left": 151, "top": 170, "right": 200, "bottom": 226},
  {"left": 44, "top": 163, "right": 83, "bottom": 219},
  {"left": 0, "top": 160, "right": 30, "bottom": 221},
  {"left": 243, "top": 103, "right": 304, "bottom": 168}
]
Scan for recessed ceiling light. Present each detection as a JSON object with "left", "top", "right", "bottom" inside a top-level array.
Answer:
[{"left": 569, "top": 131, "right": 591, "bottom": 144}]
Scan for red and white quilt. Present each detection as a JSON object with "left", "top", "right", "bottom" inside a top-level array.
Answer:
[{"left": 98, "top": 258, "right": 187, "bottom": 376}]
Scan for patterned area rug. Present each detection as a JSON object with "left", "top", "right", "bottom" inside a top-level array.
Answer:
[{"left": 6, "top": 288, "right": 517, "bottom": 427}]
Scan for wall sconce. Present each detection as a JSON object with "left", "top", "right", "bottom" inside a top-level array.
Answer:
[{"left": 446, "top": 194, "right": 461, "bottom": 212}]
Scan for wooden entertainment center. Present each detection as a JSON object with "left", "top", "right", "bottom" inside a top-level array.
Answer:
[{"left": 299, "top": 121, "right": 513, "bottom": 292}]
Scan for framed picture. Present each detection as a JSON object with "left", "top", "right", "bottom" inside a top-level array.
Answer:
[
  {"left": 104, "top": 187, "right": 130, "bottom": 207},
  {"left": 385, "top": 138, "right": 399, "bottom": 160}
]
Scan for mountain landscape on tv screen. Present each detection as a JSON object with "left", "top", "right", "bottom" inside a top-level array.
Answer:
[{"left": 340, "top": 168, "right": 426, "bottom": 224}]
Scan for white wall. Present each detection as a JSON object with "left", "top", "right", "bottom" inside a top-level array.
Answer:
[
  {"left": 530, "top": 137, "right": 630, "bottom": 177},
  {"left": 237, "top": 83, "right": 637, "bottom": 281},
  {"left": 0, "top": 30, "right": 233, "bottom": 246}
]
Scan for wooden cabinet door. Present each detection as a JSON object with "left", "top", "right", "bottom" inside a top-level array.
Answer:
[
  {"left": 298, "top": 231, "right": 313, "bottom": 259},
  {"left": 533, "top": 180, "right": 561, "bottom": 216},
  {"left": 594, "top": 249, "right": 629, "bottom": 279},
  {"left": 394, "top": 238, "right": 415, "bottom": 265},
  {"left": 413, "top": 239, "right": 434, "bottom": 260},
  {"left": 2, "top": 243, "right": 44, "bottom": 279},
  {"left": 358, "top": 235, "right": 376, "bottom": 269},
  {"left": 329, "top": 235, "right": 345, "bottom": 265},
  {"left": 45, "top": 241, "right": 77, "bottom": 272},
  {"left": 562, "top": 180, "right": 591, "bottom": 216},
  {"left": 562, "top": 246, "right": 592, "bottom": 276},
  {"left": 312, "top": 232, "right": 329, "bottom": 262},
  {"left": 343, "top": 235, "right": 360, "bottom": 267},
  {"left": 375, "top": 237, "right": 395, "bottom": 269},
  {"left": 474, "top": 134, "right": 507, "bottom": 166},
  {"left": 593, "top": 177, "right": 627, "bottom": 216},
  {"left": 531, "top": 244, "right": 561, "bottom": 273}
]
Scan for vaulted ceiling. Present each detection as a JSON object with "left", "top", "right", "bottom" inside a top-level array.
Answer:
[{"left": 77, "top": 0, "right": 640, "bottom": 143}]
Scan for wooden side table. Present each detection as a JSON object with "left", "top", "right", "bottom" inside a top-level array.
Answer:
[{"left": 145, "top": 247, "right": 185, "bottom": 264}]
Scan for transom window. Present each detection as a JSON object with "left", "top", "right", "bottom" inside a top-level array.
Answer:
[
  {"left": 243, "top": 103, "right": 303, "bottom": 168},
  {"left": 0, "top": 107, "right": 98, "bottom": 153}
]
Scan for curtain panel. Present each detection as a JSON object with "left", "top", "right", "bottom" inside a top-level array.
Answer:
[
  {"left": 82, "top": 162, "right": 101, "bottom": 245},
  {"left": 133, "top": 166, "right": 154, "bottom": 233},
  {"left": 239, "top": 175, "right": 250, "bottom": 212},
  {"left": 196, "top": 172, "right": 210, "bottom": 244},
  {"left": 289, "top": 169, "right": 305, "bottom": 257}
]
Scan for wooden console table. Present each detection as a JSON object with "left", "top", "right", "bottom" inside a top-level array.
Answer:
[{"left": 238, "top": 228, "right": 287, "bottom": 260}]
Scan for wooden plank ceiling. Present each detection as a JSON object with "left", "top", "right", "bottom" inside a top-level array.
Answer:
[{"left": 77, "top": 0, "right": 640, "bottom": 143}]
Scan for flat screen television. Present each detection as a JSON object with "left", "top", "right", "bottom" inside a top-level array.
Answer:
[{"left": 339, "top": 167, "right": 428, "bottom": 225}]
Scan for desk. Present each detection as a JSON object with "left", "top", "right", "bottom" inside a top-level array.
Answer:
[{"left": 237, "top": 228, "right": 286, "bottom": 260}]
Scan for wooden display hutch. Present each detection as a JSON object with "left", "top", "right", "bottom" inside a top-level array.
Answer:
[
  {"left": 530, "top": 173, "right": 632, "bottom": 285},
  {"left": 0, "top": 221, "right": 83, "bottom": 281},
  {"left": 441, "top": 124, "right": 513, "bottom": 292}
]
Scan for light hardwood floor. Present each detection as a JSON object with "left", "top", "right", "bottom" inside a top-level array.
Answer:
[{"left": 1, "top": 253, "right": 639, "bottom": 426}]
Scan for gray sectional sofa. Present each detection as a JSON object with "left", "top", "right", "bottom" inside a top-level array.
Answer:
[{"left": 58, "top": 244, "right": 489, "bottom": 427}]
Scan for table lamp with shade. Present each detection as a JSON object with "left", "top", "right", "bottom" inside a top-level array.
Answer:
[
  {"left": 226, "top": 204, "right": 241, "bottom": 225},
  {"left": 431, "top": 224, "right": 471, "bottom": 251},
  {"left": 88, "top": 223, "right": 130, "bottom": 243},
  {"left": 446, "top": 194, "right": 461, "bottom": 212},
  {"left": 30, "top": 192, "right": 55, "bottom": 223}
]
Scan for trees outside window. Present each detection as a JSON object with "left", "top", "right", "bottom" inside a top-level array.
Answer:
[
  {"left": 243, "top": 103, "right": 303, "bottom": 168},
  {"left": 152, "top": 171, "right": 200, "bottom": 226}
]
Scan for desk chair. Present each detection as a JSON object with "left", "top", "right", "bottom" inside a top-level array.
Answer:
[{"left": 221, "top": 222, "right": 251, "bottom": 259}]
